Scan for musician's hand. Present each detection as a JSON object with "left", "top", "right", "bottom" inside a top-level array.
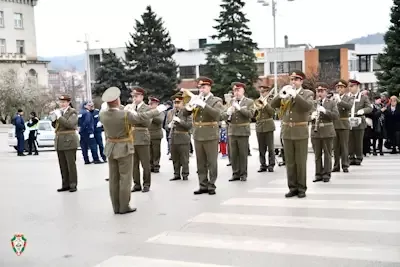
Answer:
[
  {"left": 334, "top": 94, "right": 341, "bottom": 102},
  {"left": 130, "top": 110, "right": 138, "bottom": 116},
  {"left": 168, "top": 121, "right": 173, "bottom": 129},
  {"left": 101, "top": 102, "right": 108, "bottom": 111},
  {"left": 311, "top": 111, "right": 317, "bottom": 120},
  {"left": 156, "top": 104, "right": 167, "bottom": 113},
  {"left": 226, "top": 107, "right": 234, "bottom": 115},
  {"left": 232, "top": 102, "right": 241, "bottom": 110},
  {"left": 54, "top": 109, "right": 62, "bottom": 119},
  {"left": 357, "top": 109, "right": 364, "bottom": 115},
  {"left": 192, "top": 98, "right": 206, "bottom": 108},
  {"left": 172, "top": 116, "right": 181, "bottom": 123},
  {"left": 288, "top": 88, "right": 297, "bottom": 97},
  {"left": 317, "top": 105, "right": 326, "bottom": 113},
  {"left": 96, "top": 121, "right": 102, "bottom": 127}
]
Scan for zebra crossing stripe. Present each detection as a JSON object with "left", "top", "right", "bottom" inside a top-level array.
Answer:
[
  {"left": 147, "top": 231, "right": 400, "bottom": 263},
  {"left": 249, "top": 187, "right": 400, "bottom": 195},
  {"left": 269, "top": 179, "right": 400, "bottom": 185}
]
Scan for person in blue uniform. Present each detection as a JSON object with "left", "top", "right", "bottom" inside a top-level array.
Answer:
[
  {"left": 88, "top": 102, "right": 107, "bottom": 162},
  {"left": 78, "top": 101, "right": 102, "bottom": 164},
  {"left": 13, "top": 109, "right": 26, "bottom": 156}
]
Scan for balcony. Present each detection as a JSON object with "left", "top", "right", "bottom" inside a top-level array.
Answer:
[{"left": 0, "top": 53, "right": 27, "bottom": 61}]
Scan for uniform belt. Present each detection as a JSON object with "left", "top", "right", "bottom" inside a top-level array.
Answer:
[
  {"left": 174, "top": 130, "right": 189, "bottom": 134},
  {"left": 107, "top": 137, "right": 133, "bottom": 143},
  {"left": 257, "top": 118, "right": 273, "bottom": 123},
  {"left": 230, "top": 122, "right": 251, "bottom": 126},
  {"left": 56, "top": 130, "right": 76, "bottom": 135},
  {"left": 339, "top": 117, "right": 349, "bottom": 120},
  {"left": 317, "top": 122, "right": 333, "bottom": 127},
  {"left": 132, "top": 127, "right": 148, "bottom": 130},
  {"left": 282, "top": 121, "right": 308, "bottom": 127},
  {"left": 194, "top": 122, "right": 218, "bottom": 126}
]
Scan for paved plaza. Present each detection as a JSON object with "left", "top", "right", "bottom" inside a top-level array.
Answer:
[{"left": 0, "top": 131, "right": 399, "bottom": 267}]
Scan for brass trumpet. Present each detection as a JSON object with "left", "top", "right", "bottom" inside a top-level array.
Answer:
[
  {"left": 279, "top": 84, "right": 296, "bottom": 99},
  {"left": 180, "top": 88, "right": 204, "bottom": 111},
  {"left": 254, "top": 90, "right": 274, "bottom": 110}
]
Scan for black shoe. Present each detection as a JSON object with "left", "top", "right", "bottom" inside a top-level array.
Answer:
[
  {"left": 120, "top": 208, "right": 137, "bottom": 214},
  {"left": 267, "top": 166, "right": 274, "bottom": 172},
  {"left": 170, "top": 177, "right": 181, "bottom": 181},
  {"left": 298, "top": 192, "right": 306, "bottom": 198},
  {"left": 102, "top": 158, "right": 107, "bottom": 162},
  {"left": 93, "top": 160, "right": 104, "bottom": 164},
  {"left": 182, "top": 177, "right": 188, "bottom": 181},
  {"left": 343, "top": 168, "right": 349, "bottom": 173},
  {"left": 229, "top": 177, "right": 240, "bottom": 182},
  {"left": 57, "top": 187, "right": 70, "bottom": 192},
  {"left": 151, "top": 168, "right": 155, "bottom": 173},
  {"left": 105, "top": 178, "right": 109, "bottom": 181},
  {"left": 226, "top": 163, "right": 231, "bottom": 166},
  {"left": 373, "top": 152, "right": 378, "bottom": 156},
  {"left": 331, "top": 168, "right": 340, "bottom": 172},
  {"left": 208, "top": 190, "right": 216, "bottom": 195},
  {"left": 27, "top": 153, "right": 32, "bottom": 155},
  {"left": 69, "top": 187, "right": 77, "bottom": 192},
  {"left": 131, "top": 187, "right": 142, "bottom": 192},
  {"left": 194, "top": 189, "right": 208, "bottom": 195},
  {"left": 84, "top": 162, "right": 91, "bottom": 165},
  {"left": 153, "top": 170, "right": 160, "bottom": 173},
  {"left": 257, "top": 168, "right": 267, "bottom": 173},
  {"left": 240, "top": 177, "right": 247, "bottom": 181},
  {"left": 285, "top": 191, "right": 298, "bottom": 198},
  {"left": 313, "top": 177, "right": 323, "bottom": 182},
  {"left": 278, "top": 162, "right": 285, "bottom": 167},
  {"left": 34, "top": 152, "right": 39, "bottom": 155},
  {"left": 17, "top": 153, "right": 26, "bottom": 156},
  {"left": 323, "top": 178, "right": 330, "bottom": 183},
  {"left": 142, "top": 187, "right": 150, "bottom": 193}
]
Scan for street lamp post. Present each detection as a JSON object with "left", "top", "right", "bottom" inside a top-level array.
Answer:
[
  {"left": 257, "top": 0, "right": 294, "bottom": 94},
  {"left": 77, "top": 34, "right": 99, "bottom": 101}
]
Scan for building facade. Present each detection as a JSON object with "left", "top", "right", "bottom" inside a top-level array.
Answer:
[
  {"left": 0, "top": 0, "right": 48, "bottom": 87},
  {"left": 48, "top": 70, "right": 86, "bottom": 105}
]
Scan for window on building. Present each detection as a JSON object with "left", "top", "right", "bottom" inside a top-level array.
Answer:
[
  {"left": 0, "top": 39, "right": 6, "bottom": 54},
  {"left": 14, "top": 13, "right": 23, "bottom": 29},
  {"left": 256, "top": 63, "right": 265, "bottom": 77},
  {"left": 358, "top": 55, "right": 371, "bottom": 72},
  {"left": 0, "top": 11, "right": 4, "bottom": 27},
  {"left": 270, "top": 61, "right": 302, "bottom": 74},
  {"left": 372, "top": 55, "right": 381, "bottom": 71},
  {"left": 348, "top": 59, "right": 358, "bottom": 71},
  {"left": 16, "top": 40, "right": 25, "bottom": 54},
  {"left": 179, "top": 66, "right": 196, "bottom": 79}
]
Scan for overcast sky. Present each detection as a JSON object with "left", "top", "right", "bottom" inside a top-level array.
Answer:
[{"left": 34, "top": 0, "right": 393, "bottom": 57}]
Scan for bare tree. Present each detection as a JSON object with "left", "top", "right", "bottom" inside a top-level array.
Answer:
[
  {"left": 58, "top": 71, "right": 85, "bottom": 108},
  {"left": 304, "top": 63, "right": 342, "bottom": 94}
]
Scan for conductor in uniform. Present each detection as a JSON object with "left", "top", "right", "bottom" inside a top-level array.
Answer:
[
  {"left": 222, "top": 82, "right": 255, "bottom": 182},
  {"left": 255, "top": 85, "right": 276, "bottom": 172},
  {"left": 183, "top": 77, "right": 224, "bottom": 195},
  {"left": 332, "top": 80, "right": 353, "bottom": 172},
  {"left": 167, "top": 92, "right": 193, "bottom": 181},
  {"left": 347, "top": 79, "right": 372, "bottom": 165},
  {"left": 124, "top": 86, "right": 152, "bottom": 193},
  {"left": 51, "top": 95, "right": 79, "bottom": 192},
  {"left": 271, "top": 71, "right": 314, "bottom": 198},
  {"left": 100, "top": 87, "right": 167, "bottom": 214},
  {"left": 310, "top": 83, "right": 339, "bottom": 182},
  {"left": 148, "top": 97, "right": 164, "bottom": 173}
]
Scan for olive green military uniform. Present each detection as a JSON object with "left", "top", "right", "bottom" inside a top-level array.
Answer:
[
  {"left": 149, "top": 112, "right": 164, "bottom": 173},
  {"left": 348, "top": 92, "right": 372, "bottom": 165},
  {"left": 333, "top": 94, "right": 353, "bottom": 172},
  {"left": 185, "top": 93, "right": 224, "bottom": 194},
  {"left": 167, "top": 108, "right": 193, "bottom": 180},
  {"left": 255, "top": 98, "right": 276, "bottom": 172},
  {"left": 310, "top": 98, "right": 339, "bottom": 182},
  {"left": 100, "top": 105, "right": 161, "bottom": 214},
  {"left": 271, "top": 86, "right": 314, "bottom": 196},
  {"left": 125, "top": 102, "right": 152, "bottom": 192},
  {"left": 52, "top": 105, "right": 79, "bottom": 192},
  {"left": 222, "top": 97, "right": 255, "bottom": 181}
]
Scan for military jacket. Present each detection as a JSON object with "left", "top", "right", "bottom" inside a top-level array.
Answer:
[
  {"left": 184, "top": 94, "right": 224, "bottom": 141},
  {"left": 333, "top": 94, "right": 353, "bottom": 130},
  {"left": 349, "top": 92, "right": 373, "bottom": 130},
  {"left": 222, "top": 97, "right": 255, "bottom": 136},
  {"left": 255, "top": 99, "right": 276, "bottom": 133},
  {"left": 52, "top": 107, "right": 79, "bottom": 151},
  {"left": 310, "top": 98, "right": 339, "bottom": 138},
  {"left": 100, "top": 108, "right": 160, "bottom": 159},
  {"left": 271, "top": 88, "right": 314, "bottom": 140},
  {"left": 167, "top": 108, "right": 193, "bottom": 145},
  {"left": 149, "top": 112, "right": 164, "bottom": 140},
  {"left": 124, "top": 102, "right": 152, "bottom": 145}
]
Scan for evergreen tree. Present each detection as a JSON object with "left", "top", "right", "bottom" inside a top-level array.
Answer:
[
  {"left": 376, "top": 0, "right": 400, "bottom": 96},
  {"left": 204, "top": 0, "right": 259, "bottom": 98},
  {"left": 125, "top": 6, "right": 178, "bottom": 101},
  {"left": 93, "top": 49, "right": 129, "bottom": 103}
]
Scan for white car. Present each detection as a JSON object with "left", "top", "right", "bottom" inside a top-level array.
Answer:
[
  {"left": 273, "top": 120, "right": 313, "bottom": 151},
  {"left": 8, "top": 120, "right": 80, "bottom": 151}
]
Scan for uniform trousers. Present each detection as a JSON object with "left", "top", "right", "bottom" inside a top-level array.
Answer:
[
  {"left": 283, "top": 138, "right": 308, "bottom": 193},
  {"left": 349, "top": 129, "right": 364, "bottom": 162},
  {"left": 229, "top": 136, "right": 249, "bottom": 179},
  {"left": 150, "top": 139, "right": 161, "bottom": 171},
  {"left": 195, "top": 139, "right": 219, "bottom": 191},
  {"left": 311, "top": 137, "right": 333, "bottom": 178},
  {"left": 57, "top": 149, "right": 78, "bottom": 188},
  {"left": 108, "top": 153, "right": 133, "bottom": 214},
  {"left": 171, "top": 143, "right": 190, "bottom": 178},
  {"left": 133, "top": 145, "right": 151, "bottom": 189},
  {"left": 333, "top": 129, "right": 349, "bottom": 170},
  {"left": 256, "top": 131, "right": 275, "bottom": 168}
]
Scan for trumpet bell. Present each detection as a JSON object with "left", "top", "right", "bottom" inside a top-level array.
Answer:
[{"left": 279, "top": 85, "right": 294, "bottom": 99}]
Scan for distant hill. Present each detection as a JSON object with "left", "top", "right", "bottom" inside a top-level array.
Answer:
[
  {"left": 39, "top": 54, "right": 85, "bottom": 72},
  {"left": 345, "top": 33, "right": 384, "bottom": 44}
]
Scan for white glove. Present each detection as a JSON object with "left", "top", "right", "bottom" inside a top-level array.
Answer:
[
  {"left": 317, "top": 105, "right": 326, "bottom": 113},
  {"left": 96, "top": 121, "right": 102, "bottom": 127},
  {"left": 311, "top": 111, "right": 317, "bottom": 120},
  {"left": 54, "top": 109, "right": 62, "bottom": 119},
  {"left": 357, "top": 109, "right": 364, "bottom": 115},
  {"left": 130, "top": 110, "right": 138, "bottom": 116},
  {"left": 172, "top": 116, "right": 181, "bottom": 123},
  {"left": 288, "top": 88, "right": 297, "bottom": 97},
  {"left": 335, "top": 94, "right": 341, "bottom": 102},
  {"left": 192, "top": 98, "right": 206, "bottom": 108},
  {"left": 89, "top": 134, "right": 94, "bottom": 138},
  {"left": 156, "top": 104, "right": 167, "bottom": 113},
  {"left": 168, "top": 121, "right": 174, "bottom": 128},
  {"left": 232, "top": 102, "right": 241, "bottom": 110},
  {"left": 101, "top": 102, "right": 108, "bottom": 111},
  {"left": 226, "top": 106, "right": 234, "bottom": 116}
]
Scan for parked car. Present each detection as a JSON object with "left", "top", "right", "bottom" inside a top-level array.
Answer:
[
  {"left": 8, "top": 120, "right": 80, "bottom": 151},
  {"left": 273, "top": 120, "right": 313, "bottom": 151}
]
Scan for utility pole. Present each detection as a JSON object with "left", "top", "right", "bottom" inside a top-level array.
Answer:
[{"left": 77, "top": 34, "right": 99, "bottom": 101}]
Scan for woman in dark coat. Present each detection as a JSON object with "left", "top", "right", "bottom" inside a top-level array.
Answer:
[
  {"left": 383, "top": 96, "right": 400, "bottom": 154},
  {"left": 369, "top": 96, "right": 385, "bottom": 155}
]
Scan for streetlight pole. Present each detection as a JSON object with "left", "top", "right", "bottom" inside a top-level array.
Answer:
[
  {"left": 77, "top": 34, "right": 99, "bottom": 101},
  {"left": 257, "top": 0, "right": 294, "bottom": 94}
]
